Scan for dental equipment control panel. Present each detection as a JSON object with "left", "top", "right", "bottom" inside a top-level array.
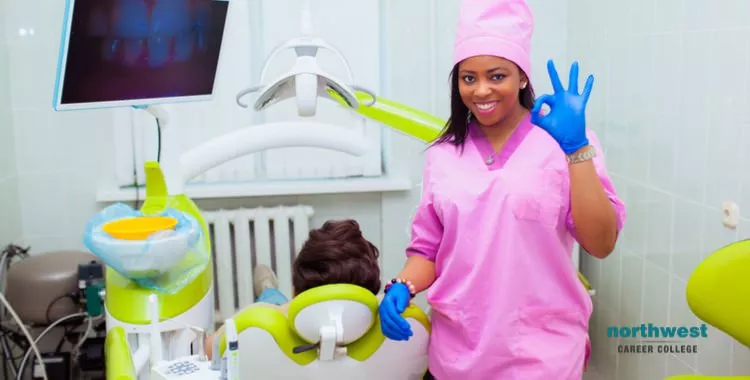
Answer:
[
  {"left": 151, "top": 356, "right": 217, "bottom": 380},
  {"left": 152, "top": 318, "right": 240, "bottom": 379}
]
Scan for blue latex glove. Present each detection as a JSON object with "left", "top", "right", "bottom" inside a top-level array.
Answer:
[
  {"left": 530, "top": 60, "right": 593, "bottom": 155},
  {"left": 379, "top": 282, "right": 413, "bottom": 341}
]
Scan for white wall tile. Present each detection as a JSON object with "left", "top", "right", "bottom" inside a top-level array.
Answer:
[
  {"left": 637, "top": 262, "right": 669, "bottom": 377},
  {"left": 619, "top": 253, "right": 644, "bottom": 322},
  {"left": 0, "top": 44, "right": 16, "bottom": 177},
  {"left": 0, "top": 5, "right": 21, "bottom": 245},
  {"left": 674, "top": 32, "right": 712, "bottom": 203},
  {"left": 7, "top": 42, "right": 58, "bottom": 110},
  {"left": 696, "top": 327, "right": 734, "bottom": 376},
  {"left": 16, "top": 172, "right": 71, "bottom": 237},
  {"left": 3, "top": 0, "right": 64, "bottom": 46},
  {"left": 669, "top": 276, "right": 699, "bottom": 370},
  {"left": 589, "top": 305, "right": 619, "bottom": 379},
  {"left": 665, "top": 354, "right": 695, "bottom": 377},
  {"left": 623, "top": 34, "right": 654, "bottom": 183},
  {"left": 645, "top": 190, "right": 673, "bottom": 271},
  {"left": 704, "top": 31, "right": 747, "bottom": 210},
  {"left": 628, "top": 0, "right": 655, "bottom": 36},
  {"left": 526, "top": 0, "right": 568, "bottom": 96},
  {"left": 620, "top": 183, "right": 648, "bottom": 254},
  {"left": 648, "top": 33, "right": 681, "bottom": 194},
  {"left": 715, "top": 0, "right": 750, "bottom": 30},
  {"left": 432, "top": 0, "right": 462, "bottom": 119},
  {"left": 653, "top": 0, "right": 684, "bottom": 34},
  {"left": 671, "top": 199, "right": 704, "bottom": 281},
  {"left": 603, "top": 0, "right": 631, "bottom": 37},
  {"left": 641, "top": 261, "right": 670, "bottom": 326},
  {"left": 639, "top": 353, "right": 667, "bottom": 380},
  {"left": 573, "top": 0, "right": 750, "bottom": 376},
  {"left": 12, "top": 108, "right": 64, "bottom": 174},
  {"left": 64, "top": 171, "right": 112, "bottom": 237},
  {"left": 0, "top": 177, "right": 22, "bottom": 245},
  {"left": 733, "top": 341, "right": 750, "bottom": 374},
  {"left": 682, "top": 0, "right": 721, "bottom": 31},
  {"left": 598, "top": 249, "right": 622, "bottom": 312},
  {"left": 617, "top": 351, "right": 640, "bottom": 380}
]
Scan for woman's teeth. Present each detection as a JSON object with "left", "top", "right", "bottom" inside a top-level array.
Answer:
[{"left": 476, "top": 102, "right": 497, "bottom": 113}]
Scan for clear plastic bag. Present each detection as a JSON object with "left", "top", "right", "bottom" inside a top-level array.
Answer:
[{"left": 83, "top": 203, "right": 209, "bottom": 294}]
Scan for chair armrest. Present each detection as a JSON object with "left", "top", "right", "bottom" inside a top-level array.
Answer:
[
  {"left": 348, "top": 302, "right": 431, "bottom": 361},
  {"left": 218, "top": 306, "right": 316, "bottom": 366}
]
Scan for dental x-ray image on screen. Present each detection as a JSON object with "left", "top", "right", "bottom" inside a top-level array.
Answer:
[{"left": 54, "top": 0, "right": 229, "bottom": 110}]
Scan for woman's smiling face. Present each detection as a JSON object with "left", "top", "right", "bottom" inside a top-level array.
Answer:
[{"left": 457, "top": 55, "right": 527, "bottom": 127}]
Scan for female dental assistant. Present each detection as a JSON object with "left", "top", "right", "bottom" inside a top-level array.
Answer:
[{"left": 378, "top": 0, "right": 626, "bottom": 379}]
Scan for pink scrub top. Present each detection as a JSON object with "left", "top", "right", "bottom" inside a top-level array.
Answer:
[{"left": 408, "top": 114, "right": 626, "bottom": 379}]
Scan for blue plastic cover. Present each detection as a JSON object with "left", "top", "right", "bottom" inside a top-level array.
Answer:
[{"left": 83, "top": 203, "right": 209, "bottom": 294}]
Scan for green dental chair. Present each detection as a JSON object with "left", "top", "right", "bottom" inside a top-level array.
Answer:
[{"left": 665, "top": 239, "right": 750, "bottom": 379}]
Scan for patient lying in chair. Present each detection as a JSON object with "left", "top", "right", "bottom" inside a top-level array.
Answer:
[{"left": 205, "top": 219, "right": 381, "bottom": 359}]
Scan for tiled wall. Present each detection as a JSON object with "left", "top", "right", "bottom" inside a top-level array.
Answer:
[
  {"left": 0, "top": 1, "right": 22, "bottom": 246},
  {"left": 570, "top": 0, "right": 750, "bottom": 378}
]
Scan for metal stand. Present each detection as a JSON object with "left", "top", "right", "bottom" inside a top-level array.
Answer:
[{"left": 0, "top": 245, "right": 30, "bottom": 379}]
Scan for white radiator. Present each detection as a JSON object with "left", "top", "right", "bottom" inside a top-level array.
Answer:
[{"left": 204, "top": 205, "right": 314, "bottom": 321}]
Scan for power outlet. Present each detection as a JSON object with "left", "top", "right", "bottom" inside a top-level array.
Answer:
[{"left": 721, "top": 201, "right": 739, "bottom": 229}]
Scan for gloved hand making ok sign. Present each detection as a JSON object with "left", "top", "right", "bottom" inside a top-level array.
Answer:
[{"left": 530, "top": 60, "right": 593, "bottom": 155}]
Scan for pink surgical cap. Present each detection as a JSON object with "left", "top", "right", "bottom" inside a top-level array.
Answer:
[{"left": 453, "top": 0, "right": 534, "bottom": 76}]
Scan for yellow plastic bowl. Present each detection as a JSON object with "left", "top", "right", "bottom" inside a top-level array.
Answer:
[{"left": 102, "top": 216, "right": 178, "bottom": 240}]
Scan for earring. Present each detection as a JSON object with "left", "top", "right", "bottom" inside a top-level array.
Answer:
[
  {"left": 521, "top": 82, "right": 527, "bottom": 89},
  {"left": 466, "top": 111, "right": 472, "bottom": 125}
]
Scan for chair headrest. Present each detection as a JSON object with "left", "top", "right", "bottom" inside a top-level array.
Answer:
[
  {"left": 287, "top": 284, "right": 378, "bottom": 344},
  {"left": 687, "top": 239, "right": 750, "bottom": 347}
]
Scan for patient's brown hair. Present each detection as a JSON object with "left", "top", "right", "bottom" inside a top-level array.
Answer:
[{"left": 292, "top": 219, "right": 381, "bottom": 295}]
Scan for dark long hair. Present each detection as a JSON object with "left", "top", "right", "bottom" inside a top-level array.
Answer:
[
  {"left": 432, "top": 64, "right": 536, "bottom": 150},
  {"left": 292, "top": 219, "right": 381, "bottom": 295}
]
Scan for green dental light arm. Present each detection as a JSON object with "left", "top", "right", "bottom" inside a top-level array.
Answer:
[{"left": 327, "top": 89, "right": 445, "bottom": 143}]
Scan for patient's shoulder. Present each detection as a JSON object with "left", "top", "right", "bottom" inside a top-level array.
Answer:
[{"left": 237, "top": 302, "right": 289, "bottom": 316}]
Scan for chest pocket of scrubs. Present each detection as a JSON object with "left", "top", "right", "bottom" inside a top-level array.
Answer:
[
  {"left": 431, "top": 167, "right": 494, "bottom": 214},
  {"left": 506, "top": 168, "right": 566, "bottom": 227}
]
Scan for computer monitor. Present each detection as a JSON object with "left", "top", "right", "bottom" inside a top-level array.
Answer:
[{"left": 53, "top": 0, "right": 230, "bottom": 111}]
